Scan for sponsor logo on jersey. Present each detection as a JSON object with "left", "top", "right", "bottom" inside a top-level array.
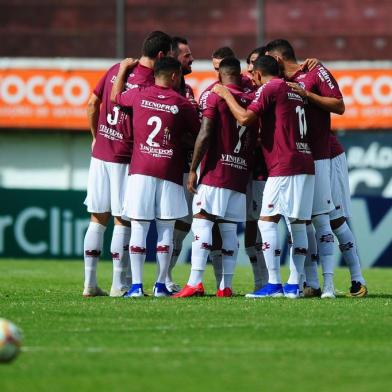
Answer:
[
  {"left": 317, "top": 66, "right": 335, "bottom": 90},
  {"left": 125, "top": 83, "right": 139, "bottom": 90},
  {"left": 139, "top": 143, "right": 173, "bottom": 159},
  {"left": 98, "top": 124, "right": 123, "bottom": 141},
  {"left": 288, "top": 92, "right": 304, "bottom": 102},
  {"left": 220, "top": 154, "right": 247, "bottom": 170},
  {"left": 140, "top": 99, "right": 179, "bottom": 114},
  {"left": 296, "top": 142, "right": 312, "bottom": 154}
]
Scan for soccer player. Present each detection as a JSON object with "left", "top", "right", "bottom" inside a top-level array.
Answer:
[
  {"left": 246, "top": 46, "right": 267, "bottom": 75},
  {"left": 173, "top": 57, "right": 258, "bottom": 298},
  {"left": 165, "top": 36, "right": 197, "bottom": 293},
  {"left": 265, "top": 39, "right": 342, "bottom": 298},
  {"left": 111, "top": 57, "right": 200, "bottom": 297},
  {"left": 213, "top": 55, "right": 315, "bottom": 299},
  {"left": 83, "top": 31, "right": 172, "bottom": 297}
]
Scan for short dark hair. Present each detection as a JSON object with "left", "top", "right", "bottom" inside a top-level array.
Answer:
[
  {"left": 142, "top": 31, "right": 172, "bottom": 58},
  {"left": 154, "top": 57, "right": 182, "bottom": 77},
  {"left": 265, "top": 39, "right": 296, "bottom": 61},
  {"left": 246, "top": 46, "right": 267, "bottom": 64},
  {"left": 218, "top": 57, "right": 241, "bottom": 76},
  {"left": 253, "top": 55, "right": 280, "bottom": 77},
  {"left": 172, "top": 36, "right": 188, "bottom": 57},
  {"left": 212, "top": 46, "right": 235, "bottom": 59}
]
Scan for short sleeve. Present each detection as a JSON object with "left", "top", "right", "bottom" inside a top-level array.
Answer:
[
  {"left": 247, "top": 84, "right": 271, "bottom": 115},
  {"left": 93, "top": 71, "right": 107, "bottom": 99},
  {"left": 114, "top": 87, "right": 142, "bottom": 108},
  {"left": 202, "top": 92, "right": 219, "bottom": 120},
  {"left": 314, "top": 65, "right": 343, "bottom": 99}
]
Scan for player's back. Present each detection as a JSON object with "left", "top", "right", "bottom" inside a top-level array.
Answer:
[
  {"left": 254, "top": 78, "right": 314, "bottom": 177},
  {"left": 93, "top": 63, "right": 154, "bottom": 163},
  {"left": 130, "top": 84, "right": 199, "bottom": 185},
  {"left": 200, "top": 85, "right": 258, "bottom": 194}
]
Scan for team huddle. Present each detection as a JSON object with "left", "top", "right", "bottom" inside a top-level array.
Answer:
[{"left": 83, "top": 31, "right": 367, "bottom": 299}]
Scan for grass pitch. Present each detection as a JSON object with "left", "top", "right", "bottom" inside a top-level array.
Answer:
[{"left": 0, "top": 260, "right": 392, "bottom": 392}]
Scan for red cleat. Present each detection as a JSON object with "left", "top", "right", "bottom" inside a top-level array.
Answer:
[
  {"left": 216, "top": 287, "right": 233, "bottom": 297},
  {"left": 172, "top": 283, "right": 205, "bottom": 298}
]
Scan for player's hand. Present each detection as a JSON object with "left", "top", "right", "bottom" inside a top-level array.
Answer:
[
  {"left": 287, "top": 82, "right": 307, "bottom": 98},
  {"left": 300, "top": 58, "right": 320, "bottom": 71},
  {"left": 212, "top": 84, "right": 229, "bottom": 99},
  {"left": 187, "top": 170, "right": 198, "bottom": 194},
  {"left": 120, "top": 58, "right": 139, "bottom": 71}
]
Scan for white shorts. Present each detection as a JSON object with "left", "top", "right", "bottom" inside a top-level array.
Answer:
[
  {"left": 312, "top": 159, "right": 335, "bottom": 215},
  {"left": 122, "top": 174, "right": 188, "bottom": 220},
  {"left": 178, "top": 173, "right": 193, "bottom": 225},
  {"left": 84, "top": 157, "right": 128, "bottom": 216},
  {"left": 192, "top": 184, "right": 246, "bottom": 222},
  {"left": 330, "top": 153, "right": 352, "bottom": 220},
  {"left": 261, "top": 174, "right": 315, "bottom": 220},
  {"left": 246, "top": 180, "right": 266, "bottom": 221}
]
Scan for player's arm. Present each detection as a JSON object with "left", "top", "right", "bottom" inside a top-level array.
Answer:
[
  {"left": 86, "top": 93, "right": 101, "bottom": 150},
  {"left": 212, "top": 85, "right": 257, "bottom": 126},
  {"left": 187, "top": 117, "right": 214, "bottom": 194},
  {"left": 287, "top": 82, "right": 345, "bottom": 115},
  {"left": 110, "top": 58, "right": 138, "bottom": 103}
]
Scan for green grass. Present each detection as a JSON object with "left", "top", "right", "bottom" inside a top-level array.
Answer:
[{"left": 0, "top": 260, "right": 392, "bottom": 392}]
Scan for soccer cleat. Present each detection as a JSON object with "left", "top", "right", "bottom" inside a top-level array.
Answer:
[
  {"left": 166, "top": 281, "right": 182, "bottom": 293},
  {"left": 283, "top": 283, "right": 300, "bottom": 299},
  {"left": 321, "top": 282, "right": 336, "bottom": 299},
  {"left": 216, "top": 287, "right": 233, "bottom": 297},
  {"left": 153, "top": 282, "right": 172, "bottom": 297},
  {"left": 83, "top": 286, "right": 108, "bottom": 297},
  {"left": 303, "top": 285, "right": 322, "bottom": 298},
  {"left": 172, "top": 283, "right": 205, "bottom": 298},
  {"left": 245, "top": 283, "right": 284, "bottom": 298},
  {"left": 123, "top": 283, "right": 144, "bottom": 298},
  {"left": 110, "top": 286, "right": 129, "bottom": 297},
  {"left": 348, "top": 281, "right": 368, "bottom": 297}
]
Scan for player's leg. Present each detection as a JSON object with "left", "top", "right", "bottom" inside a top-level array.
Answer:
[
  {"left": 210, "top": 222, "right": 223, "bottom": 289},
  {"left": 122, "top": 174, "right": 155, "bottom": 297},
  {"left": 108, "top": 161, "right": 132, "bottom": 297},
  {"left": 166, "top": 220, "right": 190, "bottom": 292},
  {"left": 109, "top": 217, "right": 131, "bottom": 297},
  {"left": 312, "top": 159, "right": 336, "bottom": 299},
  {"left": 83, "top": 213, "right": 110, "bottom": 297},
  {"left": 83, "top": 157, "right": 111, "bottom": 297},
  {"left": 330, "top": 153, "right": 367, "bottom": 297},
  {"left": 303, "top": 222, "right": 322, "bottom": 297}
]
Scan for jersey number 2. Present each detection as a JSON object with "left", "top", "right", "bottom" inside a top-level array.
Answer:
[{"left": 146, "top": 116, "right": 162, "bottom": 147}]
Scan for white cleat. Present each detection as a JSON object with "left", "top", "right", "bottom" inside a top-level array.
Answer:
[
  {"left": 321, "top": 282, "right": 336, "bottom": 299},
  {"left": 109, "top": 287, "right": 129, "bottom": 297},
  {"left": 166, "top": 281, "right": 182, "bottom": 293},
  {"left": 83, "top": 286, "right": 108, "bottom": 297}
]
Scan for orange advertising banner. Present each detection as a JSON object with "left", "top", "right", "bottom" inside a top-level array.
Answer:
[{"left": 0, "top": 65, "right": 391, "bottom": 130}]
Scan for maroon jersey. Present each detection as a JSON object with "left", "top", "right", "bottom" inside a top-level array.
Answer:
[
  {"left": 289, "top": 64, "right": 343, "bottom": 160},
  {"left": 92, "top": 63, "right": 154, "bottom": 163},
  {"left": 248, "top": 77, "right": 314, "bottom": 177},
  {"left": 330, "top": 132, "right": 345, "bottom": 158},
  {"left": 198, "top": 74, "right": 255, "bottom": 113},
  {"left": 199, "top": 84, "right": 258, "bottom": 194},
  {"left": 113, "top": 84, "right": 199, "bottom": 185}
]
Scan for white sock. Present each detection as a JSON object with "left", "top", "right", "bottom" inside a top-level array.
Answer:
[
  {"left": 188, "top": 218, "right": 214, "bottom": 287},
  {"left": 312, "top": 214, "right": 335, "bottom": 284},
  {"left": 258, "top": 220, "right": 281, "bottom": 284},
  {"left": 110, "top": 225, "right": 131, "bottom": 290},
  {"left": 209, "top": 250, "right": 222, "bottom": 289},
  {"left": 129, "top": 220, "right": 151, "bottom": 285},
  {"left": 287, "top": 223, "right": 308, "bottom": 284},
  {"left": 304, "top": 224, "right": 320, "bottom": 289},
  {"left": 83, "top": 222, "right": 106, "bottom": 289},
  {"left": 333, "top": 222, "right": 366, "bottom": 284},
  {"left": 255, "top": 231, "right": 269, "bottom": 286},
  {"left": 219, "top": 222, "right": 239, "bottom": 290},
  {"left": 167, "top": 228, "right": 188, "bottom": 283},
  {"left": 156, "top": 220, "right": 175, "bottom": 284}
]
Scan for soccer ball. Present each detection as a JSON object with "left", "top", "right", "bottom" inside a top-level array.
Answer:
[{"left": 0, "top": 319, "right": 23, "bottom": 363}]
